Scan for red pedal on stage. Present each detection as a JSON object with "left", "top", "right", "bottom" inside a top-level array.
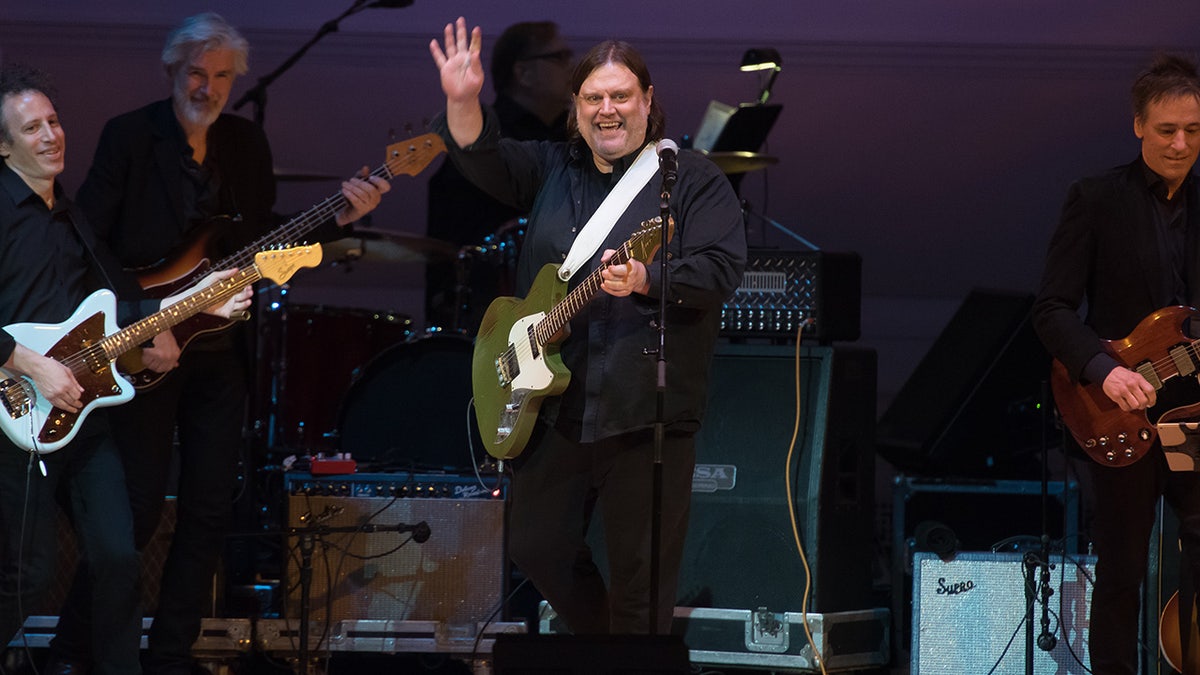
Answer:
[{"left": 310, "top": 454, "right": 357, "bottom": 475}]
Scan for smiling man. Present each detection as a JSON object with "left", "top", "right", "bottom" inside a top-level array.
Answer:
[
  {"left": 1034, "top": 53, "right": 1200, "bottom": 674},
  {"left": 43, "top": 13, "right": 390, "bottom": 675},
  {"left": 430, "top": 17, "right": 746, "bottom": 634}
]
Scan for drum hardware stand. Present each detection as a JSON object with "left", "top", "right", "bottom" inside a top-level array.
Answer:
[
  {"left": 285, "top": 511, "right": 431, "bottom": 675},
  {"left": 452, "top": 246, "right": 474, "bottom": 334},
  {"left": 740, "top": 199, "right": 819, "bottom": 251}
]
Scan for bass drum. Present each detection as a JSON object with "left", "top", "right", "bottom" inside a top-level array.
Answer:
[{"left": 336, "top": 333, "right": 482, "bottom": 472}]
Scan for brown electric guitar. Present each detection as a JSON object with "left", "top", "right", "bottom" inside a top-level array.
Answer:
[
  {"left": 1050, "top": 305, "right": 1200, "bottom": 467},
  {"left": 118, "top": 133, "right": 445, "bottom": 389}
]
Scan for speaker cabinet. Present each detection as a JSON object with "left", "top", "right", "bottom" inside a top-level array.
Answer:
[
  {"left": 876, "top": 288, "right": 1051, "bottom": 478},
  {"left": 677, "top": 343, "right": 877, "bottom": 613},
  {"left": 284, "top": 492, "right": 505, "bottom": 626},
  {"left": 911, "top": 551, "right": 1095, "bottom": 674}
]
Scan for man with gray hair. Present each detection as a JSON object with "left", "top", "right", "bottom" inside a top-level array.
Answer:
[{"left": 46, "top": 13, "right": 389, "bottom": 675}]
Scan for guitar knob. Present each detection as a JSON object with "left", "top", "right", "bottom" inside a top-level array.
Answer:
[
  {"left": 1124, "top": 447, "right": 1135, "bottom": 458},
  {"left": 1116, "top": 432, "right": 1128, "bottom": 444},
  {"left": 1139, "top": 428, "right": 1152, "bottom": 441},
  {"left": 1084, "top": 438, "right": 1097, "bottom": 448},
  {"left": 1105, "top": 449, "right": 1117, "bottom": 462},
  {"left": 1098, "top": 435, "right": 1109, "bottom": 446}
]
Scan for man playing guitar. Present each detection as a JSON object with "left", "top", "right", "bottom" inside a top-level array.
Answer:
[{"left": 1034, "top": 54, "right": 1200, "bottom": 674}]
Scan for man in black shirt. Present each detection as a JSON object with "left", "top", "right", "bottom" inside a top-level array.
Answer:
[
  {"left": 430, "top": 18, "right": 745, "bottom": 634},
  {"left": 1033, "top": 54, "right": 1200, "bottom": 673},
  {"left": 0, "top": 64, "right": 249, "bottom": 675}
]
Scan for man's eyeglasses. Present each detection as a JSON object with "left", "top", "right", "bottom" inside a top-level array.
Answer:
[{"left": 518, "top": 49, "right": 573, "bottom": 65}]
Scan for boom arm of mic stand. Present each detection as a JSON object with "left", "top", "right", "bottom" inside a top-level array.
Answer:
[{"left": 231, "top": 0, "right": 372, "bottom": 126}]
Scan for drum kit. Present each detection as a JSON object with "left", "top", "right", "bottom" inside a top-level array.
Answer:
[
  {"left": 251, "top": 221, "right": 521, "bottom": 473},
  {"left": 257, "top": 153, "right": 776, "bottom": 470}
]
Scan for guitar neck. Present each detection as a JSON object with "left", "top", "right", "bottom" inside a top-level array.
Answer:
[
  {"left": 99, "top": 265, "right": 262, "bottom": 360},
  {"left": 196, "top": 162, "right": 393, "bottom": 283},
  {"left": 535, "top": 243, "right": 636, "bottom": 346}
]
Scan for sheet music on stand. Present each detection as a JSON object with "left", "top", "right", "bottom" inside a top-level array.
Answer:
[{"left": 692, "top": 100, "right": 782, "bottom": 153}]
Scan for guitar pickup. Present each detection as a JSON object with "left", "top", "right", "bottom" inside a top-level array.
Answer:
[
  {"left": 1169, "top": 343, "right": 1198, "bottom": 377},
  {"left": 1137, "top": 361, "right": 1163, "bottom": 389}
]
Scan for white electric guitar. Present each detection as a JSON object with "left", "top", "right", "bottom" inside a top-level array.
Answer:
[{"left": 0, "top": 245, "right": 321, "bottom": 454}]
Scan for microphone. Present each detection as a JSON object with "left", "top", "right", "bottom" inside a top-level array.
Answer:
[
  {"left": 410, "top": 521, "right": 431, "bottom": 543},
  {"left": 656, "top": 139, "right": 678, "bottom": 189}
]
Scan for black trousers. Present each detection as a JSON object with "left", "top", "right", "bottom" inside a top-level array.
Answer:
[
  {"left": 52, "top": 348, "right": 246, "bottom": 675},
  {"left": 1083, "top": 446, "right": 1200, "bottom": 675},
  {"left": 507, "top": 422, "right": 695, "bottom": 635},
  {"left": 0, "top": 419, "right": 141, "bottom": 675}
]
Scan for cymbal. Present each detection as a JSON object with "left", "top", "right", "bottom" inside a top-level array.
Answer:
[
  {"left": 273, "top": 167, "right": 341, "bottom": 182},
  {"left": 324, "top": 228, "right": 459, "bottom": 264},
  {"left": 702, "top": 151, "right": 779, "bottom": 174}
]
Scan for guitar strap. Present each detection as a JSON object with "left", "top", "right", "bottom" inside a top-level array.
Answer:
[{"left": 558, "top": 142, "right": 659, "bottom": 282}]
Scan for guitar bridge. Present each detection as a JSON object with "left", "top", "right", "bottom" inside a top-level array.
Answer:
[
  {"left": 495, "top": 346, "right": 520, "bottom": 388},
  {"left": 0, "top": 377, "right": 32, "bottom": 420},
  {"left": 495, "top": 389, "right": 531, "bottom": 443}
]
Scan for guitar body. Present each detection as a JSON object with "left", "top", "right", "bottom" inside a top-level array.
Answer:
[
  {"left": 1160, "top": 589, "right": 1200, "bottom": 673},
  {"left": 472, "top": 264, "right": 572, "bottom": 460},
  {"left": 1051, "top": 305, "right": 1200, "bottom": 466},
  {"left": 0, "top": 290, "right": 133, "bottom": 453},
  {"left": 118, "top": 219, "right": 242, "bottom": 389},
  {"left": 1, "top": 246, "right": 320, "bottom": 454}
]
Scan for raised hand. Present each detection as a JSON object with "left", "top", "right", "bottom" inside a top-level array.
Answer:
[
  {"left": 429, "top": 16, "right": 484, "bottom": 104},
  {"left": 429, "top": 16, "right": 485, "bottom": 148}
]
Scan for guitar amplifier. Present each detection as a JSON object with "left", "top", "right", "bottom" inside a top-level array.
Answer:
[
  {"left": 283, "top": 471, "right": 507, "bottom": 627},
  {"left": 720, "top": 250, "right": 861, "bottom": 342},
  {"left": 911, "top": 551, "right": 1095, "bottom": 674}
]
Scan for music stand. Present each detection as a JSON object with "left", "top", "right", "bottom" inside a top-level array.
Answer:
[{"left": 693, "top": 101, "right": 782, "bottom": 193}]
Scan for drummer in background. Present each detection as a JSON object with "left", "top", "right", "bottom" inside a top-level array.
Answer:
[{"left": 425, "top": 20, "right": 572, "bottom": 331}]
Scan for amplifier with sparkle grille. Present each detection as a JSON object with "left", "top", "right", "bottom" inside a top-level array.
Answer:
[
  {"left": 282, "top": 471, "right": 507, "bottom": 628},
  {"left": 720, "top": 250, "right": 861, "bottom": 342}
]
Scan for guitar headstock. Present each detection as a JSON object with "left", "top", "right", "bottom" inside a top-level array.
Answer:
[
  {"left": 384, "top": 133, "right": 447, "bottom": 178},
  {"left": 255, "top": 244, "right": 323, "bottom": 285},
  {"left": 627, "top": 215, "right": 676, "bottom": 264}
]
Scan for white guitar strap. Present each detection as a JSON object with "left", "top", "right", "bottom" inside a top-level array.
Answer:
[{"left": 558, "top": 142, "right": 659, "bottom": 282}]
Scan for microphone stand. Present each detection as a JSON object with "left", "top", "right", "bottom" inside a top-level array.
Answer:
[
  {"left": 284, "top": 518, "right": 431, "bottom": 675},
  {"left": 1025, "top": 378, "right": 1058, "bottom": 674},
  {"left": 645, "top": 167, "right": 674, "bottom": 634},
  {"left": 231, "top": 0, "right": 394, "bottom": 126}
]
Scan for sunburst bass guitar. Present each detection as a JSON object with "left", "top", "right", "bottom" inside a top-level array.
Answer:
[
  {"left": 1050, "top": 305, "right": 1200, "bottom": 466},
  {"left": 0, "top": 245, "right": 322, "bottom": 454},
  {"left": 119, "top": 134, "right": 446, "bottom": 390},
  {"left": 471, "top": 216, "right": 673, "bottom": 460}
]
